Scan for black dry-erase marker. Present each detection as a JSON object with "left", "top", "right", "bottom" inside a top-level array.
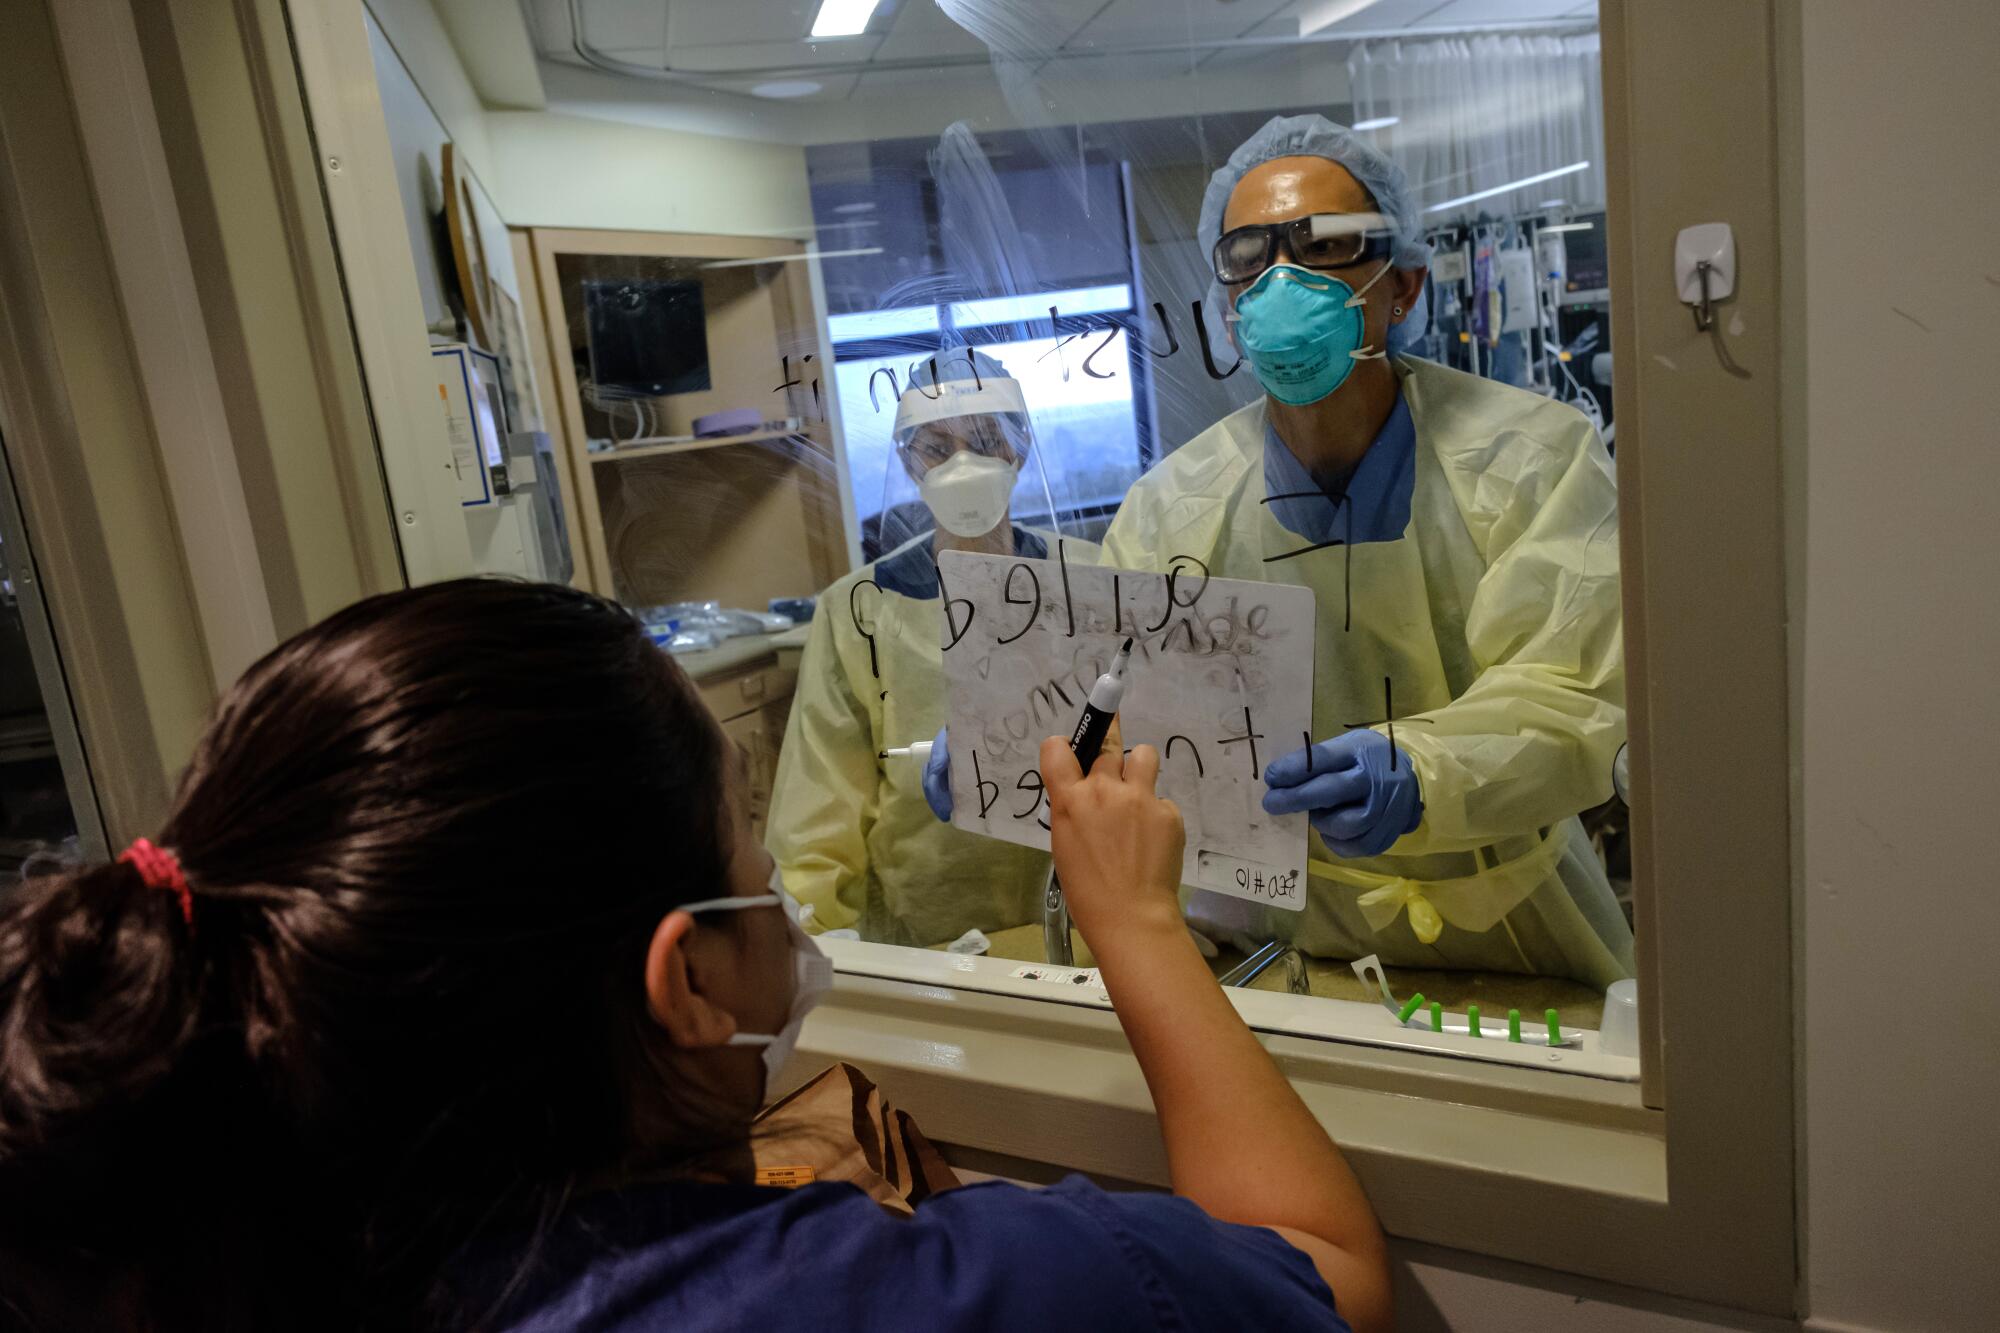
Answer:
[{"left": 1070, "top": 638, "right": 1134, "bottom": 770}]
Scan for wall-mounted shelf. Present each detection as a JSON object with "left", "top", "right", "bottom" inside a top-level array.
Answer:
[{"left": 589, "top": 424, "right": 826, "bottom": 465}]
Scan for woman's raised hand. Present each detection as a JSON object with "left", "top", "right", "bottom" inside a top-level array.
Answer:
[{"left": 1040, "top": 718, "right": 1186, "bottom": 946}]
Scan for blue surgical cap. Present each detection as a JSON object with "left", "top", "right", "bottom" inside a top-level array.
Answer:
[
  {"left": 1198, "top": 115, "right": 1432, "bottom": 349},
  {"left": 1199, "top": 114, "right": 1430, "bottom": 273}
]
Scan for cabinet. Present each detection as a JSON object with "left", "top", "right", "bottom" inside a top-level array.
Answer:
[
  {"left": 524, "top": 228, "right": 852, "bottom": 610},
  {"left": 680, "top": 628, "right": 806, "bottom": 841}
]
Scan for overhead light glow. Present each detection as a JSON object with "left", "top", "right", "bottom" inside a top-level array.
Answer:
[
  {"left": 1298, "top": 0, "right": 1386, "bottom": 36},
  {"left": 949, "top": 284, "right": 1133, "bottom": 331},
  {"left": 832, "top": 201, "right": 876, "bottom": 215},
  {"left": 829, "top": 306, "right": 941, "bottom": 342},
  {"left": 1538, "top": 198, "right": 1568, "bottom": 208},
  {"left": 1351, "top": 116, "right": 1400, "bottom": 131},
  {"left": 811, "top": 0, "right": 881, "bottom": 38},
  {"left": 750, "top": 80, "right": 822, "bottom": 99},
  {"left": 1424, "top": 161, "right": 1591, "bottom": 214},
  {"left": 1540, "top": 221, "right": 1594, "bottom": 234}
]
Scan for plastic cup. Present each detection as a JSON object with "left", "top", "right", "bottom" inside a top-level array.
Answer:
[{"left": 1598, "top": 977, "right": 1641, "bottom": 1058}]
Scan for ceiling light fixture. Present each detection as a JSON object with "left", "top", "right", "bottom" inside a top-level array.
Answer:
[
  {"left": 1424, "top": 161, "right": 1591, "bottom": 214},
  {"left": 1351, "top": 116, "right": 1400, "bottom": 131},
  {"left": 750, "top": 80, "right": 822, "bottom": 99},
  {"left": 1539, "top": 221, "right": 1595, "bottom": 234},
  {"left": 1297, "top": 0, "right": 1386, "bottom": 36},
  {"left": 810, "top": 0, "right": 881, "bottom": 39},
  {"left": 832, "top": 201, "right": 876, "bottom": 214}
]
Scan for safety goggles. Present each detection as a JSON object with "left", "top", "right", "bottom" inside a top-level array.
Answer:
[
  {"left": 1211, "top": 211, "right": 1395, "bottom": 284},
  {"left": 898, "top": 413, "right": 1027, "bottom": 474}
]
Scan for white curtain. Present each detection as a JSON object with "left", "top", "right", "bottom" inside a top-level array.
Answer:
[{"left": 1347, "top": 34, "right": 1606, "bottom": 225}]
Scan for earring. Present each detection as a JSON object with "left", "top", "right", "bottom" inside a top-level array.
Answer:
[{"left": 1393, "top": 305, "right": 1405, "bottom": 317}]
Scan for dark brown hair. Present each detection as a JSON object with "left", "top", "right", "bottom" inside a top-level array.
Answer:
[{"left": 0, "top": 579, "right": 732, "bottom": 1330}]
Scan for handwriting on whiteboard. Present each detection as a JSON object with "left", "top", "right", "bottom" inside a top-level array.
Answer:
[{"left": 938, "top": 548, "right": 1313, "bottom": 910}]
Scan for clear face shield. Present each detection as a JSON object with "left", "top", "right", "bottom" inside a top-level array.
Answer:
[{"left": 870, "top": 350, "right": 1071, "bottom": 562}]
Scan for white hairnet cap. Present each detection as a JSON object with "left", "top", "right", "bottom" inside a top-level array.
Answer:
[{"left": 1198, "top": 115, "right": 1432, "bottom": 344}]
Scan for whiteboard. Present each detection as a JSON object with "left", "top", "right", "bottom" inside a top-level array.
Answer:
[{"left": 938, "top": 549, "right": 1315, "bottom": 911}]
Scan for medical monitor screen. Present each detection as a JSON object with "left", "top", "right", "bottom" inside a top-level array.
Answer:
[
  {"left": 584, "top": 279, "right": 711, "bottom": 399},
  {"left": 1563, "top": 213, "right": 1609, "bottom": 292}
]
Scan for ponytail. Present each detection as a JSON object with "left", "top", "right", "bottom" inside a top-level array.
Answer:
[
  {"left": 0, "top": 579, "right": 733, "bottom": 1330},
  {"left": 2, "top": 857, "right": 221, "bottom": 1326}
]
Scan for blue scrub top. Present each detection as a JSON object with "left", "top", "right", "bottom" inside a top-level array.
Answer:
[
  {"left": 1262, "top": 391, "right": 1416, "bottom": 547},
  {"left": 873, "top": 526, "right": 1049, "bottom": 600},
  {"left": 450, "top": 1175, "right": 1350, "bottom": 1332}
]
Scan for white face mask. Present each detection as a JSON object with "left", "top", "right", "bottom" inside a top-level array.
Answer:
[
  {"left": 918, "top": 451, "right": 1018, "bottom": 538},
  {"left": 680, "top": 868, "right": 834, "bottom": 1091}
]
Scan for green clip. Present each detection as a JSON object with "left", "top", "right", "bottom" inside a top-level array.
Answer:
[
  {"left": 1396, "top": 992, "right": 1426, "bottom": 1024},
  {"left": 1507, "top": 1008, "right": 1523, "bottom": 1042},
  {"left": 1467, "top": 1004, "right": 1482, "bottom": 1038},
  {"left": 1429, "top": 1001, "right": 1443, "bottom": 1032},
  {"left": 1546, "top": 1008, "right": 1562, "bottom": 1047}
]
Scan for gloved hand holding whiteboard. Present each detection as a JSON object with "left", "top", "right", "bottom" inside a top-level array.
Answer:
[{"left": 936, "top": 548, "right": 1315, "bottom": 911}]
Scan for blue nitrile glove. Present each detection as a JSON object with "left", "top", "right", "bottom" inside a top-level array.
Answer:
[
  {"left": 1260, "top": 729, "right": 1423, "bottom": 858},
  {"left": 921, "top": 725, "right": 953, "bottom": 821}
]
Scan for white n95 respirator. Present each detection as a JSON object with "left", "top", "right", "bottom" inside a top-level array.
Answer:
[{"left": 919, "top": 452, "right": 1018, "bottom": 538}]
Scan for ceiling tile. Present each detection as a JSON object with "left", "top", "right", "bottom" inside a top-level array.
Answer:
[
  {"left": 524, "top": 0, "right": 573, "bottom": 55},
  {"left": 597, "top": 44, "right": 666, "bottom": 63},
  {"left": 666, "top": 35, "right": 886, "bottom": 72},
  {"left": 873, "top": 1, "right": 993, "bottom": 62},
  {"left": 923, "top": 0, "right": 1114, "bottom": 52},
  {"left": 852, "top": 62, "right": 981, "bottom": 93},
  {"left": 1068, "top": 0, "right": 1294, "bottom": 47},
  {"left": 1257, "top": 0, "right": 1593, "bottom": 38},
  {"left": 668, "top": 0, "right": 819, "bottom": 47},
  {"left": 1038, "top": 49, "right": 1220, "bottom": 81},
  {"left": 1410, "top": 0, "right": 1594, "bottom": 26},
  {"left": 1198, "top": 40, "right": 1329, "bottom": 74},
  {"left": 568, "top": 0, "right": 668, "bottom": 51}
]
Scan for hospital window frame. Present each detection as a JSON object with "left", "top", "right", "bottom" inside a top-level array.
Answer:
[{"left": 272, "top": 0, "right": 1799, "bottom": 1316}]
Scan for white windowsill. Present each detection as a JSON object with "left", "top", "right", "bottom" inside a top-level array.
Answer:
[
  {"left": 820, "top": 937, "right": 1641, "bottom": 1081},
  {"left": 786, "top": 951, "right": 1667, "bottom": 1288}
]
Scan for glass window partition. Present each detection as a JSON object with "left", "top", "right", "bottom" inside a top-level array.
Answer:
[{"left": 358, "top": 0, "right": 1631, "bottom": 1078}]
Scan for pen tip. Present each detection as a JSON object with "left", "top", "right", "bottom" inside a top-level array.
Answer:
[{"left": 1121, "top": 636, "right": 1133, "bottom": 651}]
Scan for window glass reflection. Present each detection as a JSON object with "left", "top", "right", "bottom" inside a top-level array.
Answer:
[{"left": 377, "top": 0, "right": 1632, "bottom": 1056}]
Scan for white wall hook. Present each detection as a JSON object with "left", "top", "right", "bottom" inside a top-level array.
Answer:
[{"left": 1675, "top": 222, "right": 1736, "bottom": 330}]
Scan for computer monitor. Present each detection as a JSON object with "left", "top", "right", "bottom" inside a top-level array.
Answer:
[{"left": 583, "top": 278, "right": 712, "bottom": 399}]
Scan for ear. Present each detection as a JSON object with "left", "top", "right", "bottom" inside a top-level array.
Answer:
[
  {"left": 1391, "top": 266, "right": 1428, "bottom": 322},
  {"left": 643, "top": 911, "right": 740, "bottom": 1050}
]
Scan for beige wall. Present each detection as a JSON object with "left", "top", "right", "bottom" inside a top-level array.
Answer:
[
  {"left": 485, "top": 110, "right": 813, "bottom": 238},
  {"left": 362, "top": 0, "right": 493, "bottom": 181},
  {"left": 1797, "top": 1, "right": 2000, "bottom": 1329},
  {"left": 364, "top": 1, "right": 812, "bottom": 243}
]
